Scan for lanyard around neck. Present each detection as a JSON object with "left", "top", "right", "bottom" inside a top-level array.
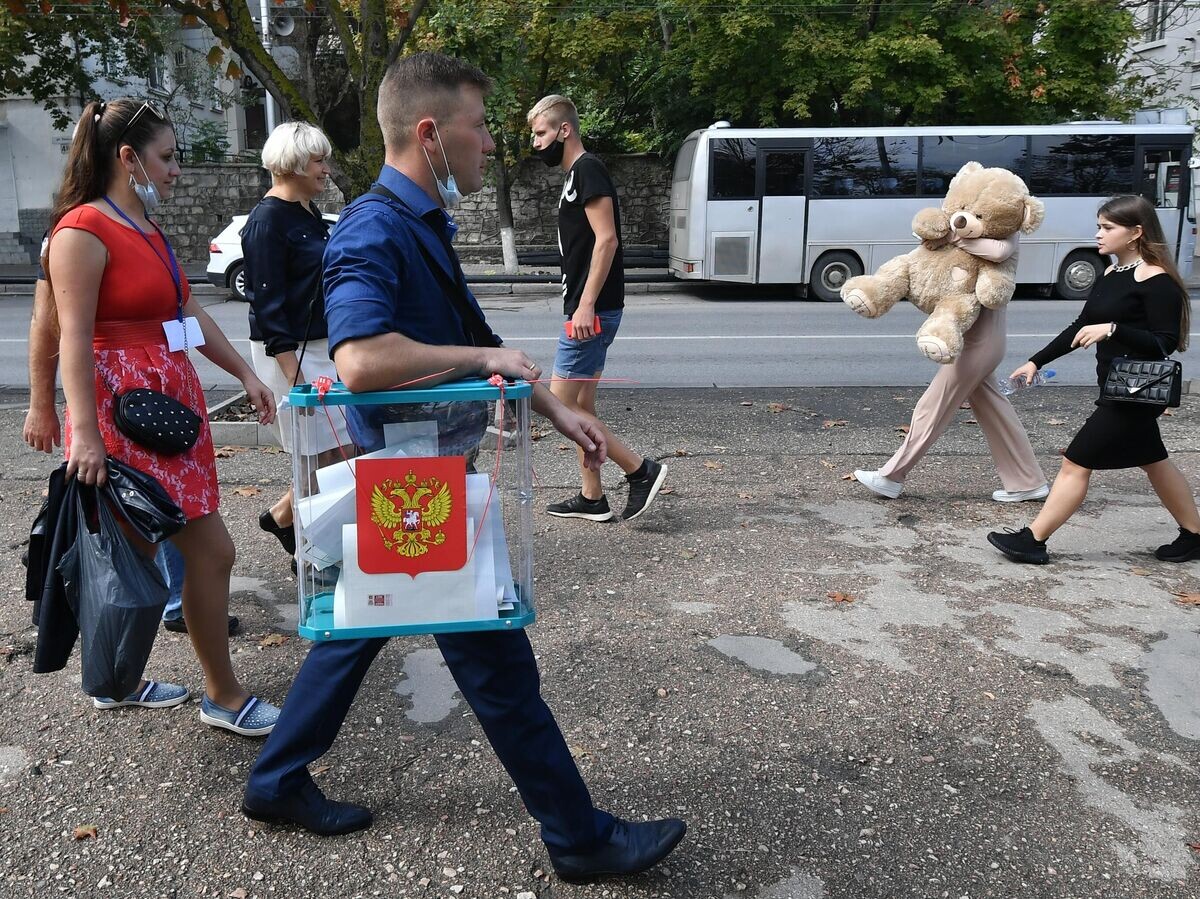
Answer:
[{"left": 102, "top": 196, "right": 184, "bottom": 321}]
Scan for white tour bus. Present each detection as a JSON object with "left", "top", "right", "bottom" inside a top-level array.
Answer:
[{"left": 668, "top": 122, "right": 1195, "bottom": 300}]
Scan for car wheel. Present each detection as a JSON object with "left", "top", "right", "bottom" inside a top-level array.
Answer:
[
  {"left": 1055, "top": 251, "right": 1104, "bottom": 300},
  {"left": 808, "top": 251, "right": 864, "bottom": 302},
  {"left": 228, "top": 263, "right": 247, "bottom": 301}
]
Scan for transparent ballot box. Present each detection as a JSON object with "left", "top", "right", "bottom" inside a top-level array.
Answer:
[{"left": 287, "top": 378, "right": 534, "bottom": 640}]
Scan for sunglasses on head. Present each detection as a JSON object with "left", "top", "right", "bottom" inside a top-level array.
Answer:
[{"left": 115, "top": 100, "right": 166, "bottom": 145}]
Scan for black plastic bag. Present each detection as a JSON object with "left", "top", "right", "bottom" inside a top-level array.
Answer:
[{"left": 57, "top": 486, "right": 168, "bottom": 699}]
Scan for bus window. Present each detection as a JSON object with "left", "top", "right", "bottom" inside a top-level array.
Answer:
[
  {"left": 1027, "top": 134, "right": 1135, "bottom": 195},
  {"left": 673, "top": 138, "right": 698, "bottom": 183},
  {"left": 1140, "top": 147, "right": 1184, "bottom": 208},
  {"left": 920, "top": 135, "right": 1026, "bottom": 194},
  {"left": 810, "top": 137, "right": 916, "bottom": 197},
  {"left": 764, "top": 150, "right": 806, "bottom": 196},
  {"left": 710, "top": 138, "right": 758, "bottom": 200}
]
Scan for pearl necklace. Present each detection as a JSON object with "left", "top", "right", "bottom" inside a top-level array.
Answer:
[{"left": 1112, "top": 258, "right": 1143, "bottom": 272}]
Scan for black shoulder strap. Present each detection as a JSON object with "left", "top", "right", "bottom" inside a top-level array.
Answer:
[{"left": 366, "top": 185, "right": 500, "bottom": 348}]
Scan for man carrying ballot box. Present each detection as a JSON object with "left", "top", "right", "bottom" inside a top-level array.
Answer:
[{"left": 242, "top": 52, "right": 685, "bottom": 884}]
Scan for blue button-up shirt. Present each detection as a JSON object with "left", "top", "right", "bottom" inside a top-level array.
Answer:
[{"left": 322, "top": 166, "right": 498, "bottom": 452}]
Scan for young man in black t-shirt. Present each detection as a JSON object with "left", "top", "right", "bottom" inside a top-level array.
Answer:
[{"left": 527, "top": 94, "right": 667, "bottom": 522}]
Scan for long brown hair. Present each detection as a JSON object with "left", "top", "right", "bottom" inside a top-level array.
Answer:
[
  {"left": 1098, "top": 194, "right": 1190, "bottom": 352},
  {"left": 48, "top": 98, "right": 173, "bottom": 236}
]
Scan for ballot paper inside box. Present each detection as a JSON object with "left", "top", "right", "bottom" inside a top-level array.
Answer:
[{"left": 288, "top": 378, "right": 533, "bottom": 640}]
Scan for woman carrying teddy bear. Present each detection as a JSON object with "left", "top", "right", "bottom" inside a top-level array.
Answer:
[
  {"left": 853, "top": 233, "right": 1051, "bottom": 504},
  {"left": 988, "top": 194, "right": 1200, "bottom": 565}
]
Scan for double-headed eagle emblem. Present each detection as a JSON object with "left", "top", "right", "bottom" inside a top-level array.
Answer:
[{"left": 370, "top": 470, "right": 453, "bottom": 558}]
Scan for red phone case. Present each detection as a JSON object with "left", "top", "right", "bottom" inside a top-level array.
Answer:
[{"left": 565, "top": 316, "right": 602, "bottom": 340}]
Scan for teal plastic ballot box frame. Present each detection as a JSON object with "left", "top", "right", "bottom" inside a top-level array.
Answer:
[{"left": 287, "top": 378, "right": 535, "bottom": 641}]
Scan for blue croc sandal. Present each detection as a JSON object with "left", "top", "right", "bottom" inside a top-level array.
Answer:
[
  {"left": 94, "top": 680, "right": 191, "bottom": 710},
  {"left": 200, "top": 694, "right": 280, "bottom": 737}
]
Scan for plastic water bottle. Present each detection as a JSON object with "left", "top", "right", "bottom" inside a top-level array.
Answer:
[{"left": 997, "top": 368, "right": 1055, "bottom": 395}]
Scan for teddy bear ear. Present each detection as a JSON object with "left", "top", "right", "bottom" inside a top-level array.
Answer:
[
  {"left": 1021, "top": 196, "right": 1046, "bottom": 234},
  {"left": 945, "top": 161, "right": 984, "bottom": 195}
]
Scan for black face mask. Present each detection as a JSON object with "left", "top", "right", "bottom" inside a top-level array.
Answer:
[{"left": 534, "top": 135, "right": 565, "bottom": 167}]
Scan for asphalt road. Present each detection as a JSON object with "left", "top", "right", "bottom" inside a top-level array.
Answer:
[{"left": 1, "top": 286, "right": 1187, "bottom": 391}]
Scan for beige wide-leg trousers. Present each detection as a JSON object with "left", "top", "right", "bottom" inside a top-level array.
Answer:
[{"left": 878, "top": 306, "right": 1046, "bottom": 491}]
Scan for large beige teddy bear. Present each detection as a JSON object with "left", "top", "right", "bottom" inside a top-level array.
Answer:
[{"left": 840, "top": 162, "right": 1045, "bottom": 364}]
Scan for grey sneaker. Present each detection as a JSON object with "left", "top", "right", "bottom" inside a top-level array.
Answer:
[
  {"left": 623, "top": 459, "right": 668, "bottom": 521},
  {"left": 547, "top": 493, "right": 615, "bottom": 522}
]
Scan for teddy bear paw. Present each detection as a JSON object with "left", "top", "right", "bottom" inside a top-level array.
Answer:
[
  {"left": 842, "top": 288, "right": 879, "bottom": 318},
  {"left": 917, "top": 335, "right": 956, "bottom": 364}
]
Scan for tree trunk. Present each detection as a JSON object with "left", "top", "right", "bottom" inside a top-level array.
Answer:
[{"left": 495, "top": 147, "right": 519, "bottom": 274}]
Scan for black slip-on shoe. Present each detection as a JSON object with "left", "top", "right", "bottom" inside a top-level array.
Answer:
[
  {"left": 259, "top": 509, "right": 297, "bottom": 556},
  {"left": 987, "top": 526, "right": 1050, "bottom": 564},
  {"left": 163, "top": 615, "right": 240, "bottom": 636},
  {"left": 1155, "top": 526, "right": 1200, "bottom": 562},
  {"left": 242, "top": 780, "right": 373, "bottom": 837},
  {"left": 548, "top": 817, "right": 687, "bottom": 884}
]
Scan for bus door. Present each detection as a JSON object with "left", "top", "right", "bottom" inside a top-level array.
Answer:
[
  {"left": 757, "top": 146, "right": 809, "bottom": 284},
  {"left": 1136, "top": 142, "right": 1190, "bottom": 265},
  {"left": 706, "top": 137, "right": 759, "bottom": 283}
]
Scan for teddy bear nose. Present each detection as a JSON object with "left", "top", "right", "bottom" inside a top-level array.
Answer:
[{"left": 951, "top": 213, "right": 969, "bottom": 230}]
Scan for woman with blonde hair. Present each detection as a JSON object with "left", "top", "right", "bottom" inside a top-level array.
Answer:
[
  {"left": 243, "top": 122, "right": 352, "bottom": 568},
  {"left": 989, "top": 194, "right": 1198, "bottom": 564},
  {"left": 47, "top": 98, "right": 281, "bottom": 734}
]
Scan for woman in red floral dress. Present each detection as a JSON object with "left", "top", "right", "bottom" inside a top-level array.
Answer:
[{"left": 46, "top": 98, "right": 281, "bottom": 737}]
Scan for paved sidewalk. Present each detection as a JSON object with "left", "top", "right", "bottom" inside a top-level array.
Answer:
[{"left": 0, "top": 386, "right": 1197, "bottom": 898}]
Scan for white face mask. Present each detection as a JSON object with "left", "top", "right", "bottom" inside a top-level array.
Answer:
[
  {"left": 420, "top": 123, "right": 462, "bottom": 210},
  {"left": 129, "top": 152, "right": 161, "bottom": 214}
]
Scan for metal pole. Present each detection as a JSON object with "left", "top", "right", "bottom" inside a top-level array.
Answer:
[{"left": 259, "top": 0, "right": 277, "bottom": 134}]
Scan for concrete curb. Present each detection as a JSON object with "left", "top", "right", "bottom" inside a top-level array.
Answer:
[{"left": 206, "top": 390, "right": 282, "bottom": 448}]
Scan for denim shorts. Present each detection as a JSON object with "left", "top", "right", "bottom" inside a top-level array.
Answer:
[{"left": 553, "top": 310, "right": 623, "bottom": 378}]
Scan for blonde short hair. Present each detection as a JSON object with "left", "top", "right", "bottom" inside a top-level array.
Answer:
[
  {"left": 526, "top": 94, "right": 579, "bottom": 132},
  {"left": 261, "top": 122, "right": 332, "bottom": 177}
]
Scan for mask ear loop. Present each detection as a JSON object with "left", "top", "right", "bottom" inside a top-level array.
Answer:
[{"left": 432, "top": 124, "right": 454, "bottom": 185}]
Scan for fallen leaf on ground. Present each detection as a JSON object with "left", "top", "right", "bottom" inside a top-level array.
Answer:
[
  {"left": 703, "top": 461, "right": 723, "bottom": 470},
  {"left": 680, "top": 549, "right": 696, "bottom": 560},
  {"left": 674, "top": 449, "right": 692, "bottom": 457},
  {"left": 1047, "top": 418, "right": 1066, "bottom": 426},
  {"left": 896, "top": 424, "right": 911, "bottom": 434},
  {"left": 529, "top": 429, "right": 546, "bottom": 441},
  {"left": 72, "top": 824, "right": 98, "bottom": 840},
  {"left": 822, "top": 419, "right": 848, "bottom": 429},
  {"left": 739, "top": 401, "right": 754, "bottom": 407},
  {"left": 658, "top": 487, "right": 675, "bottom": 495},
  {"left": 819, "top": 459, "right": 835, "bottom": 469},
  {"left": 214, "top": 445, "right": 248, "bottom": 458},
  {"left": 557, "top": 444, "right": 570, "bottom": 451},
  {"left": 1173, "top": 592, "right": 1200, "bottom": 606},
  {"left": 737, "top": 492, "right": 754, "bottom": 499},
  {"left": 767, "top": 403, "right": 793, "bottom": 413},
  {"left": 232, "top": 486, "right": 261, "bottom": 497},
  {"left": 258, "top": 633, "right": 288, "bottom": 647},
  {"left": 982, "top": 691, "right": 996, "bottom": 700},
  {"left": 311, "top": 764, "right": 333, "bottom": 776},
  {"left": 841, "top": 472, "right": 857, "bottom": 481},
  {"left": 1130, "top": 567, "right": 1151, "bottom": 577},
  {"left": 826, "top": 591, "right": 855, "bottom": 603},
  {"left": 260, "top": 445, "right": 283, "bottom": 454}
]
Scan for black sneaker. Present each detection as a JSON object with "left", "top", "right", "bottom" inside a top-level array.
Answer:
[
  {"left": 163, "top": 615, "right": 240, "bottom": 636},
  {"left": 987, "top": 527, "right": 1049, "bottom": 564},
  {"left": 1155, "top": 527, "right": 1200, "bottom": 562},
  {"left": 622, "top": 459, "right": 668, "bottom": 521},
  {"left": 547, "top": 493, "right": 615, "bottom": 522},
  {"left": 260, "top": 509, "right": 297, "bottom": 557}
]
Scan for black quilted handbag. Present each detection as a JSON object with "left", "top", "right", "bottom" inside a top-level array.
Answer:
[
  {"left": 1101, "top": 357, "right": 1183, "bottom": 408},
  {"left": 112, "top": 387, "right": 202, "bottom": 455}
]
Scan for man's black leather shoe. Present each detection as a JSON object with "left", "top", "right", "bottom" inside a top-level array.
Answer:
[
  {"left": 548, "top": 817, "right": 686, "bottom": 884},
  {"left": 241, "top": 780, "right": 373, "bottom": 836}
]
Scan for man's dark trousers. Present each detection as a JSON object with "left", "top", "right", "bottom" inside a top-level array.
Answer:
[{"left": 246, "top": 629, "right": 615, "bottom": 850}]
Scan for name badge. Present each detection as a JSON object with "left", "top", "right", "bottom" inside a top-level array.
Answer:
[{"left": 163, "top": 316, "right": 206, "bottom": 352}]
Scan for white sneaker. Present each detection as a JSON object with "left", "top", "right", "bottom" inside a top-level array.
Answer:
[
  {"left": 853, "top": 469, "right": 903, "bottom": 499},
  {"left": 992, "top": 484, "right": 1050, "bottom": 503}
]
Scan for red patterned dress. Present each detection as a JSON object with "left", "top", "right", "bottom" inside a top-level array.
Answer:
[{"left": 53, "top": 205, "right": 219, "bottom": 519}]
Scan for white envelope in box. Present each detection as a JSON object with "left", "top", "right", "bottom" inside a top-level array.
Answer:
[{"left": 334, "top": 522, "right": 478, "bottom": 628}]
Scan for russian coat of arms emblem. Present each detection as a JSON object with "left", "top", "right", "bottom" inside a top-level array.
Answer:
[{"left": 355, "top": 457, "right": 467, "bottom": 575}]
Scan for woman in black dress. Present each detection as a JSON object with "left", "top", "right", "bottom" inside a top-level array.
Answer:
[{"left": 988, "top": 195, "right": 1199, "bottom": 564}]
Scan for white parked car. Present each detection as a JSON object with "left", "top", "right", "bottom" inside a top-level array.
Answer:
[{"left": 206, "top": 212, "right": 339, "bottom": 301}]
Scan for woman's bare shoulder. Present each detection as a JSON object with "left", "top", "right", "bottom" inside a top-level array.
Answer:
[{"left": 1134, "top": 263, "right": 1167, "bottom": 281}]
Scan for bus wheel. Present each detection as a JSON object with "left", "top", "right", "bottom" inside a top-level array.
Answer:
[
  {"left": 809, "top": 251, "right": 863, "bottom": 302},
  {"left": 1055, "top": 251, "right": 1104, "bottom": 300}
]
